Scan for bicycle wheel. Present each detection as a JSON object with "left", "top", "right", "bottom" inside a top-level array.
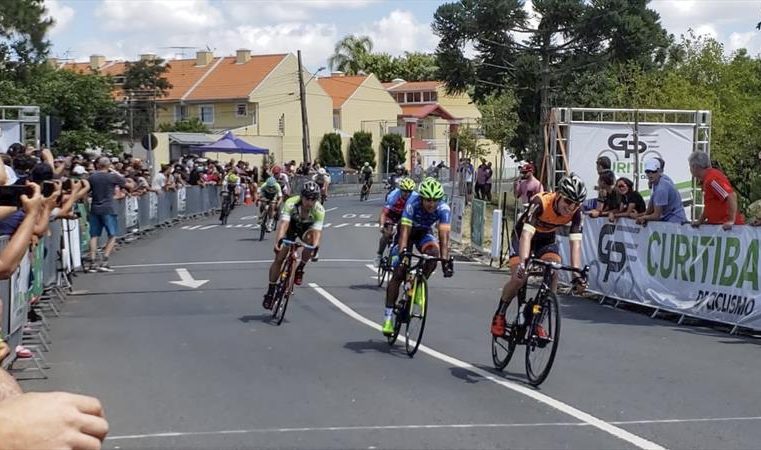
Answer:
[
  {"left": 377, "top": 257, "right": 388, "bottom": 287},
  {"left": 525, "top": 292, "right": 561, "bottom": 386},
  {"left": 405, "top": 276, "right": 428, "bottom": 357},
  {"left": 259, "top": 216, "right": 266, "bottom": 241},
  {"left": 491, "top": 298, "right": 520, "bottom": 371},
  {"left": 272, "top": 259, "right": 293, "bottom": 325}
]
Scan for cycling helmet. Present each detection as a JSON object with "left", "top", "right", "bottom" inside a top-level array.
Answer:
[
  {"left": 418, "top": 177, "right": 444, "bottom": 200},
  {"left": 399, "top": 177, "right": 415, "bottom": 192},
  {"left": 272, "top": 165, "right": 282, "bottom": 175},
  {"left": 363, "top": 162, "right": 369, "bottom": 167},
  {"left": 265, "top": 176, "right": 277, "bottom": 187},
  {"left": 396, "top": 164, "right": 404, "bottom": 172},
  {"left": 556, "top": 173, "right": 587, "bottom": 203},
  {"left": 301, "top": 180, "right": 320, "bottom": 199},
  {"left": 520, "top": 162, "right": 535, "bottom": 174},
  {"left": 318, "top": 168, "right": 327, "bottom": 175}
]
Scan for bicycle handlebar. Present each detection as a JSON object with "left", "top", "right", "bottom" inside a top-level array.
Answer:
[
  {"left": 528, "top": 258, "right": 589, "bottom": 277},
  {"left": 399, "top": 250, "right": 451, "bottom": 264},
  {"left": 281, "top": 239, "right": 317, "bottom": 250}
]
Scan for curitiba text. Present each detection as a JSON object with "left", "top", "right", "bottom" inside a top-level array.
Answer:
[{"left": 646, "top": 233, "right": 759, "bottom": 290}]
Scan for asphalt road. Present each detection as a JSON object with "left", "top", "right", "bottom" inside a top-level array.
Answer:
[{"left": 22, "top": 193, "right": 761, "bottom": 450}]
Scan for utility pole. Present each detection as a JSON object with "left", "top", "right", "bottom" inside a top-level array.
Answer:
[{"left": 297, "top": 50, "right": 311, "bottom": 163}]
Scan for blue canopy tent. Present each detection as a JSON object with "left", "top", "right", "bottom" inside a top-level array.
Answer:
[{"left": 190, "top": 131, "right": 269, "bottom": 155}]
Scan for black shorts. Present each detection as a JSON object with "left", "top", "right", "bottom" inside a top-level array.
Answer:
[
  {"left": 285, "top": 221, "right": 314, "bottom": 241},
  {"left": 507, "top": 232, "right": 560, "bottom": 269}
]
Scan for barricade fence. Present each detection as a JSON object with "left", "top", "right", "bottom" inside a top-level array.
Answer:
[{"left": 1, "top": 185, "right": 221, "bottom": 369}]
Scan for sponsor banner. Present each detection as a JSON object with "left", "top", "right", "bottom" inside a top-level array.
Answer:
[
  {"left": 9, "top": 252, "right": 31, "bottom": 335},
  {"left": 125, "top": 196, "right": 139, "bottom": 228},
  {"left": 178, "top": 187, "right": 187, "bottom": 213},
  {"left": 471, "top": 199, "right": 486, "bottom": 248},
  {"left": 567, "top": 123, "right": 695, "bottom": 197},
  {"left": 450, "top": 196, "right": 465, "bottom": 243},
  {"left": 560, "top": 218, "right": 761, "bottom": 330},
  {"left": 149, "top": 192, "right": 158, "bottom": 220}
]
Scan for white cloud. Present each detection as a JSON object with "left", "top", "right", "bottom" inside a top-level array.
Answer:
[
  {"left": 361, "top": 9, "right": 437, "bottom": 56},
  {"left": 693, "top": 24, "right": 719, "bottom": 40},
  {"left": 45, "top": 0, "right": 75, "bottom": 36},
  {"left": 729, "top": 31, "right": 755, "bottom": 52},
  {"left": 220, "top": 0, "right": 377, "bottom": 24},
  {"left": 95, "top": 0, "right": 224, "bottom": 32}
]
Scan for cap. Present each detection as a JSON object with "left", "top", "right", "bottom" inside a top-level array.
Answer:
[
  {"left": 72, "top": 165, "right": 86, "bottom": 175},
  {"left": 644, "top": 159, "right": 660, "bottom": 172}
]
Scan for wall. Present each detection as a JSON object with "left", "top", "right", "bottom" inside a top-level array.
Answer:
[
  {"left": 437, "top": 87, "right": 482, "bottom": 122},
  {"left": 156, "top": 101, "right": 254, "bottom": 130},
  {"left": 249, "top": 53, "right": 333, "bottom": 165},
  {"left": 339, "top": 75, "right": 402, "bottom": 167}
]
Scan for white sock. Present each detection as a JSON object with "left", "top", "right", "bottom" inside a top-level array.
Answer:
[{"left": 384, "top": 308, "right": 393, "bottom": 319}]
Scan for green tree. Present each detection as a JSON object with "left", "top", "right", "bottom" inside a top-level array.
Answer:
[
  {"left": 380, "top": 133, "right": 406, "bottom": 172},
  {"left": 318, "top": 132, "right": 345, "bottom": 167},
  {"left": 398, "top": 52, "right": 438, "bottom": 81},
  {"left": 54, "top": 128, "right": 121, "bottom": 155},
  {"left": 158, "top": 117, "right": 210, "bottom": 133},
  {"left": 362, "top": 52, "right": 398, "bottom": 82},
  {"left": 478, "top": 90, "right": 519, "bottom": 155},
  {"left": 328, "top": 35, "right": 373, "bottom": 75},
  {"left": 348, "top": 131, "right": 374, "bottom": 169},
  {"left": 123, "top": 57, "right": 173, "bottom": 143},
  {"left": 453, "top": 126, "right": 488, "bottom": 160},
  {"left": 0, "top": 0, "right": 53, "bottom": 82}
]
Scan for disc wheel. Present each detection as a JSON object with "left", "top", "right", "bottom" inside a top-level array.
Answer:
[
  {"left": 492, "top": 298, "right": 520, "bottom": 371},
  {"left": 525, "top": 292, "right": 561, "bottom": 386},
  {"left": 405, "top": 277, "right": 428, "bottom": 357}
]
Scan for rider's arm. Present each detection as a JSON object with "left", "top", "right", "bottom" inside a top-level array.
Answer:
[
  {"left": 379, "top": 208, "right": 388, "bottom": 227},
  {"left": 438, "top": 224, "right": 450, "bottom": 260},
  {"left": 397, "top": 223, "right": 411, "bottom": 252},
  {"left": 568, "top": 209, "right": 584, "bottom": 269}
]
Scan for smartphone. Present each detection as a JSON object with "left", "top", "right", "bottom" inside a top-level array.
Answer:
[
  {"left": 42, "top": 181, "right": 56, "bottom": 197},
  {"left": 62, "top": 179, "right": 73, "bottom": 192},
  {"left": 0, "top": 185, "right": 35, "bottom": 207}
]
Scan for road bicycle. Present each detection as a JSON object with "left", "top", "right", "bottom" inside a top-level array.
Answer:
[
  {"left": 258, "top": 200, "right": 277, "bottom": 241},
  {"left": 491, "top": 258, "right": 589, "bottom": 386},
  {"left": 219, "top": 191, "right": 232, "bottom": 225},
  {"left": 360, "top": 179, "right": 372, "bottom": 201},
  {"left": 271, "top": 239, "right": 316, "bottom": 326},
  {"left": 387, "top": 252, "right": 452, "bottom": 357},
  {"left": 376, "top": 223, "right": 395, "bottom": 287}
]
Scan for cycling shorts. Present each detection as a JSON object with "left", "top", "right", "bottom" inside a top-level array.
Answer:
[
  {"left": 390, "top": 228, "right": 439, "bottom": 267},
  {"left": 285, "top": 221, "right": 316, "bottom": 241},
  {"left": 507, "top": 233, "right": 561, "bottom": 271}
]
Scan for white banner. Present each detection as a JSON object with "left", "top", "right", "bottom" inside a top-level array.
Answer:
[
  {"left": 491, "top": 209, "right": 502, "bottom": 258},
  {"left": 178, "top": 188, "right": 187, "bottom": 213},
  {"left": 125, "top": 196, "right": 139, "bottom": 228},
  {"left": 450, "top": 196, "right": 465, "bottom": 243},
  {"left": 0, "top": 123, "right": 21, "bottom": 153},
  {"left": 9, "top": 252, "right": 31, "bottom": 335},
  {"left": 149, "top": 192, "right": 158, "bottom": 219},
  {"left": 567, "top": 123, "right": 695, "bottom": 196},
  {"left": 559, "top": 218, "right": 761, "bottom": 330}
]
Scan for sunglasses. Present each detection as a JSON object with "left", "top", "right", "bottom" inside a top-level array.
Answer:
[
  {"left": 559, "top": 197, "right": 581, "bottom": 209},
  {"left": 644, "top": 170, "right": 657, "bottom": 174}
]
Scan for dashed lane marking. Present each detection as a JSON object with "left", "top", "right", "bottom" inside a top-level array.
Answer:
[
  {"left": 308, "top": 282, "right": 665, "bottom": 450},
  {"left": 180, "top": 222, "right": 381, "bottom": 231},
  {"left": 334, "top": 223, "right": 349, "bottom": 229},
  {"left": 112, "top": 259, "right": 372, "bottom": 269},
  {"left": 325, "top": 207, "right": 338, "bottom": 212}
]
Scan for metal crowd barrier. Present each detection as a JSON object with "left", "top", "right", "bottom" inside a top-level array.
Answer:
[{"left": 0, "top": 185, "right": 222, "bottom": 370}]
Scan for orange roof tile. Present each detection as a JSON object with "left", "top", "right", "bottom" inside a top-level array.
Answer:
[
  {"left": 317, "top": 76, "right": 367, "bottom": 109},
  {"left": 386, "top": 81, "right": 442, "bottom": 92},
  {"left": 158, "top": 58, "right": 217, "bottom": 101},
  {"left": 183, "top": 54, "right": 288, "bottom": 101},
  {"left": 401, "top": 104, "right": 457, "bottom": 120}
]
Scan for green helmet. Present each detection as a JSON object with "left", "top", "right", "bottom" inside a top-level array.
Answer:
[
  {"left": 418, "top": 177, "right": 444, "bottom": 200},
  {"left": 398, "top": 177, "right": 416, "bottom": 192}
]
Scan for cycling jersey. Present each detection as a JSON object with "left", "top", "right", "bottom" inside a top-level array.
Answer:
[
  {"left": 517, "top": 192, "right": 582, "bottom": 241},
  {"left": 258, "top": 182, "right": 282, "bottom": 200},
  {"left": 400, "top": 191, "right": 451, "bottom": 231},
  {"left": 280, "top": 195, "right": 325, "bottom": 231},
  {"left": 383, "top": 188, "right": 410, "bottom": 223},
  {"left": 313, "top": 173, "right": 329, "bottom": 186},
  {"left": 361, "top": 168, "right": 373, "bottom": 181}
]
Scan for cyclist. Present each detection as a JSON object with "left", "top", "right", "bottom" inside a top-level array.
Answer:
[
  {"left": 382, "top": 177, "right": 454, "bottom": 336},
  {"left": 313, "top": 167, "right": 330, "bottom": 202},
  {"left": 361, "top": 162, "right": 374, "bottom": 193},
  {"left": 384, "top": 164, "right": 406, "bottom": 200},
  {"left": 490, "top": 173, "right": 588, "bottom": 338},
  {"left": 258, "top": 176, "right": 283, "bottom": 231},
  {"left": 223, "top": 170, "right": 241, "bottom": 205},
  {"left": 272, "top": 165, "right": 291, "bottom": 197},
  {"left": 375, "top": 177, "right": 416, "bottom": 266},
  {"left": 262, "top": 181, "right": 325, "bottom": 310}
]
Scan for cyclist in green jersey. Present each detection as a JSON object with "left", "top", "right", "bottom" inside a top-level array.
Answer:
[
  {"left": 258, "top": 177, "right": 283, "bottom": 231},
  {"left": 262, "top": 181, "right": 326, "bottom": 309}
]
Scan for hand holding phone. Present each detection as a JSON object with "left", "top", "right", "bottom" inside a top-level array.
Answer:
[{"left": 21, "top": 182, "right": 42, "bottom": 214}]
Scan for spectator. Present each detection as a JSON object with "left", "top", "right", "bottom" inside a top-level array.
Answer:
[
  {"left": 635, "top": 159, "right": 687, "bottom": 225},
  {"left": 484, "top": 161, "right": 493, "bottom": 201},
  {"left": 589, "top": 170, "right": 622, "bottom": 218},
  {"left": 463, "top": 158, "right": 474, "bottom": 204},
  {"left": 513, "top": 162, "right": 543, "bottom": 205},
  {"left": 748, "top": 200, "right": 761, "bottom": 226},
  {"left": 0, "top": 154, "right": 17, "bottom": 185},
  {"left": 152, "top": 164, "right": 169, "bottom": 192},
  {"left": 86, "top": 157, "right": 134, "bottom": 273},
  {"left": 688, "top": 151, "right": 744, "bottom": 230},
  {"left": 596, "top": 156, "right": 612, "bottom": 175},
  {"left": 475, "top": 159, "right": 489, "bottom": 200},
  {"left": 608, "top": 177, "right": 646, "bottom": 221}
]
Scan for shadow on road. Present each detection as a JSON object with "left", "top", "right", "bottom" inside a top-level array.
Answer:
[
  {"left": 348, "top": 283, "right": 383, "bottom": 292},
  {"left": 238, "top": 314, "right": 284, "bottom": 326},
  {"left": 448, "top": 364, "right": 529, "bottom": 387},
  {"left": 343, "top": 340, "right": 408, "bottom": 358}
]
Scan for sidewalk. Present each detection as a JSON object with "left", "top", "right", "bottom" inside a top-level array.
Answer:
[{"left": 452, "top": 192, "right": 518, "bottom": 267}]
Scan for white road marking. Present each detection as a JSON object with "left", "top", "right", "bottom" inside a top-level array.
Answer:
[
  {"left": 199, "top": 225, "right": 218, "bottom": 230},
  {"left": 240, "top": 215, "right": 258, "bottom": 220},
  {"left": 325, "top": 207, "right": 337, "bottom": 212},
  {"left": 323, "top": 223, "right": 332, "bottom": 228},
  {"left": 187, "top": 225, "right": 201, "bottom": 230},
  {"left": 106, "top": 416, "right": 761, "bottom": 441},
  {"left": 112, "top": 259, "right": 372, "bottom": 269},
  {"left": 308, "top": 283, "right": 665, "bottom": 450},
  {"left": 365, "top": 264, "right": 376, "bottom": 272},
  {"left": 243, "top": 224, "right": 252, "bottom": 228},
  {"left": 334, "top": 223, "right": 349, "bottom": 228},
  {"left": 342, "top": 214, "right": 356, "bottom": 218},
  {"left": 169, "top": 268, "right": 208, "bottom": 289}
]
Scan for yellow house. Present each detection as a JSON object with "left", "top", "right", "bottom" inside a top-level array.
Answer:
[
  {"left": 62, "top": 50, "right": 334, "bottom": 167},
  {"left": 317, "top": 73, "right": 402, "bottom": 169}
]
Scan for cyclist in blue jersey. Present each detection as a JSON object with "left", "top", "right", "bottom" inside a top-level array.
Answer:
[
  {"left": 382, "top": 177, "right": 454, "bottom": 335},
  {"left": 375, "top": 177, "right": 416, "bottom": 267}
]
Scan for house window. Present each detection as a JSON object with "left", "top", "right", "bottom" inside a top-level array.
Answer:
[
  {"left": 333, "top": 111, "right": 340, "bottom": 129},
  {"left": 251, "top": 103, "right": 258, "bottom": 125},
  {"left": 406, "top": 92, "right": 415, "bottom": 103},
  {"left": 235, "top": 103, "right": 247, "bottom": 118},
  {"left": 112, "top": 76, "right": 125, "bottom": 85},
  {"left": 413, "top": 92, "right": 421, "bottom": 103},
  {"left": 423, "top": 92, "right": 431, "bottom": 102},
  {"left": 199, "top": 105, "right": 214, "bottom": 124},
  {"left": 396, "top": 93, "right": 405, "bottom": 103},
  {"left": 174, "top": 105, "right": 188, "bottom": 121},
  {"left": 431, "top": 91, "right": 438, "bottom": 102}
]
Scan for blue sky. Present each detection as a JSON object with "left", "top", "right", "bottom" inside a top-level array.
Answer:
[{"left": 44, "top": 0, "right": 761, "bottom": 72}]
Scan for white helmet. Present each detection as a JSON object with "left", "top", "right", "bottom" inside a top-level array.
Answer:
[{"left": 318, "top": 168, "right": 326, "bottom": 175}]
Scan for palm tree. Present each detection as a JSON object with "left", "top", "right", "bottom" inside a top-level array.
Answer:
[{"left": 328, "top": 35, "right": 374, "bottom": 75}]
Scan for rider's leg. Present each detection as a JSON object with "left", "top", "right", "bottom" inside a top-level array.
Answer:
[
  {"left": 264, "top": 245, "right": 290, "bottom": 307},
  {"left": 293, "top": 229, "right": 317, "bottom": 284},
  {"left": 377, "top": 224, "right": 393, "bottom": 256},
  {"left": 497, "top": 257, "right": 526, "bottom": 314},
  {"left": 384, "top": 242, "right": 409, "bottom": 309}
]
